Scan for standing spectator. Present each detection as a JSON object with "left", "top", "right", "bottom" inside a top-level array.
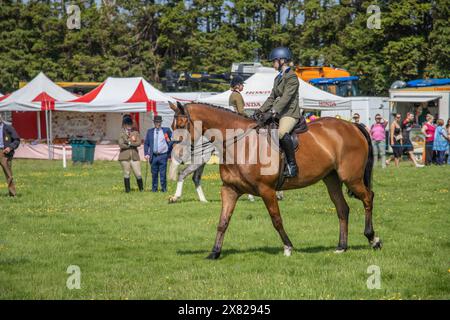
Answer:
[
  {"left": 402, "top": 112, "right": 424, "bottom": 167},
  {"left": 0, "top": 114, "right": 20, "bottom": 197},
  {"left": 369, "top": 114, "right": 388, "bottom": 168},
  {"left": 352, "top": 113, "right": 370, "bottom": 132},
  {"left": 144, "top": 116, "right": 173, "bottom": 192},
  {"left": 447, "top": 119, "right": 450, "bottom": 165},
  {"left": 418, "top": 105, "right": 430, "bottom": 125},
  {"left": 421, "top": 114, "right": 436, "bottom": 165},
  {"left": 118, "top": 115, "right": 143, "bottom": 193},
  {"left": 386, "top": 113, "right": 403, "bottom": 167},
  {"left": 228, "top": 76, "right": 246, "bottom": 116},
  {"left": 433, "top": 119, "right": 449, "bottom": 165}
]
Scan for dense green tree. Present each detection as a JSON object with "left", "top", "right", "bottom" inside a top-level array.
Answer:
[{"left": 0, "top": 0, "right": 448, "bottom": 95}]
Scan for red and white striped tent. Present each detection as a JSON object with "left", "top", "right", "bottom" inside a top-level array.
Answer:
[
  {"left": 58, "top": 77, "right": 176, "bottom": 117},
  {"left": 0, "top": 72, "right": 77, "bottom": 111}
]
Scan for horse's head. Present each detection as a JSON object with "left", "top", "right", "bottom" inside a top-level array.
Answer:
[
  {"left": 169, "top": 102, "right": 192, "bottom": 163},
  {"left": 169, "top": 101, "right": 190, "bottom": 132}
]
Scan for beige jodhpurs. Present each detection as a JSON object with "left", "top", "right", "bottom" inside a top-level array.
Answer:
[
  {"left": 278, "top": 116, "right": 297, "bottom": 138},
  {"left": 120, "top": 160, "right": 142, "bottom": 179}
]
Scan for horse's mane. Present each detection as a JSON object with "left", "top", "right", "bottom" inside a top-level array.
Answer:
[{"left": 186, "top": 102, "right": 253, "bottom": 121}]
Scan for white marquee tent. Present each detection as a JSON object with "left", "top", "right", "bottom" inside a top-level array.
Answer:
[
  {"left": 197, "top": 67, "right": 352, "bottom": 111},
  {"left": 1, "top": 74, "right": 177, "bottom": 160},
  {"left": 0, "top": 72, "right": 78, "bottom": 158},
  {"left": 58, "top": 77, "right": 176, "bottom": 115},
  {"left": 0, "top": 72, "right": 77, "bottom": 112}
]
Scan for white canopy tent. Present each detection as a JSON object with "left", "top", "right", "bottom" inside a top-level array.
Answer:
[
  {"left": 0, "top": 72, "right": 76, "bottom": 111},
  {"left": 197, "top": 67, "right": 352, "bottom": 111},
  {"left": 0, "top": 72, "right": 78, "bottom": 158},
  {"left": 1, "top": 74, "right": 177, "bottom": 160},
  {"left": 58, "top": 77, "right": 176, "bottom": 114},
  {"left": 57, "top": 77, "right": 177, "bottom": 130}
]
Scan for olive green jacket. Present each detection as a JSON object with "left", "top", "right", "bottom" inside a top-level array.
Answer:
[
  {"left": 229, "top": 91, "right": 246, "bottom": 115},
  {"left": 118, "top": 129, "right": 141, "bottom": 161},
  {"left": 259, "top": 68, "right": 301, "bottom": 119}
]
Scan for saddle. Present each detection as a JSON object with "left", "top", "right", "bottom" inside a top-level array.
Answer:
[
  {"left": 255, "top": 114, "right": 308, "bottom": 150},
  {"left": 254, "top": 114, "right": 309, "bottom": 190}
]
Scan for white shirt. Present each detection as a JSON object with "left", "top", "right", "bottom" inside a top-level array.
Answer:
[{"left": 153, "top": 128, "right": 168, "bottom": 154}]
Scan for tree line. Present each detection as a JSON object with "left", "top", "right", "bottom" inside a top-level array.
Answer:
[{"left": 0, "top": 0, "right": 448, "bottom": 95}]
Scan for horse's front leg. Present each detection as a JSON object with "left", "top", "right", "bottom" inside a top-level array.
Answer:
[
  {"left": 168, "top": 164, "right": 196, "bottom": 203},
  {"left": 261, "top": 187, "right": 293, "bottom": 256},
  {"left": 207, "top": 185, "right": 240, "bottom": 259}
]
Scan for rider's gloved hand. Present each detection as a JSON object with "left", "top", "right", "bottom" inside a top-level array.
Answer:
[
  {"left": 271, "top": 110, "right": 280, "bottom": 120},
  {"left": 262, "top": 112, "right": 273, "bottom": 123},
  {"left": 252, "top": 109, "right": 262, "bottom": 121}
]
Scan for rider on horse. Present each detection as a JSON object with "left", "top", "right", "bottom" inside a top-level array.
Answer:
[{"left": 254, "top": 47, "right": 302, "bottom": 178}]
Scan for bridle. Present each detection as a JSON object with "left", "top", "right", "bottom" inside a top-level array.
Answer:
[
  {"left": 172, "top": 104, "right": 194, "bottom": 147},
  {"left": 173, "top": 105, "right": 193, "bottom": 132},
  {"left": 173, "top": 104, "right": 259, "bottom": 150}
]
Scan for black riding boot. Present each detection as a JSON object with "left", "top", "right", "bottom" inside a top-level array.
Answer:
[
  {"left": 279, "top": 134, "right": 298, "bottom": 178},
  {"left": 124, "top": 178, "right": 131, "bottom": 193},
  {"left": 136, "top": 177, "right": 144, "bottom": 192}
]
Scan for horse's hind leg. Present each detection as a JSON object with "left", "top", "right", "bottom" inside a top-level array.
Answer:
[
  {"left": 207, "top": 185, "right": 241, "bottom": 259},
  {"left": 192, "top": 163, "right": 207, "bottom": 202},
  {"left": 261, "top": 188, "right": 293, "bottom": 256},
  {"left": 323, "top": 172, "right": 350, "bottom": 253},
  {"left": 345, "top": 179, "right": 382, "bottom": 250}
]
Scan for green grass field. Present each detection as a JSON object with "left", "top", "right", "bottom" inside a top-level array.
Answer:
[{"left": 0, "top": 159, "right": 449, "bottom": 299}]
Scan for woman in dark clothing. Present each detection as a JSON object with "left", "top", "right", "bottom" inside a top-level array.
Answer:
[{"left": 386, "top": 113, "right": 403, "bottom": 167}]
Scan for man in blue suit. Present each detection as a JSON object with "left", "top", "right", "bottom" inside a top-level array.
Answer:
[{"left": 144, "top": 116, "right": 173, "bottom": 192}]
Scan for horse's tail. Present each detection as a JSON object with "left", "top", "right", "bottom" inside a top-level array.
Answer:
[
  {"left": 356, "top": 123, "right": 374, "bottom": 191},
  {"left": 348, "top": 123, "right": 374, "bottom": 197}
]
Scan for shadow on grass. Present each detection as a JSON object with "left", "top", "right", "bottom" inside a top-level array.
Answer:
[
  {"left": 0, "top": 257, "right": 30, "bottom": 265},
  {"left": 168, "top": 199, "right": 222, "bottom": 204},
  {"left": 177, "top": 244, "right": 369, "bottom": 257}
]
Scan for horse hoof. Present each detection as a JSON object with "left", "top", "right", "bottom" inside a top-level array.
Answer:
[
  {"left": 168, "top": 196, "right": 178, "bottom": 204},
  {"left": 284, "top": 246, "right": 292, "bottom": 257},
  {"left": 334, "top": 246, "right": 347, "bottom": 254},
  {"left": 206, "top": 251, "right": 221, "bottom": 260},
  {"left": 371, "top": 237, "right": 382, "bottom": 250}
]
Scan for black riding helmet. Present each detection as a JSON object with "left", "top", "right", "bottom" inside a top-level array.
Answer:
[
  {"left": 268, "top": 47, "right": 292, "bottom": 62},
  {"left": 122, "top": 114, "right": 133, "bottom": 126},
  {"left": 230, "top": 75, "right": 244, "bottom": 88}
]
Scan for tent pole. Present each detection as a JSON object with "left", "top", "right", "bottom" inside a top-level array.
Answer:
[
  {"left": 37, "top": 111, "right": 42, "bottom": 140},
  {"left": 49, "top": 109, "right": 53, "bottom": 160},
  {"left": 45, "top": 109, "right": 50, "bottom": 160},
  {"left": 349, "top": 100, "right": 353, "bottom": 120}
]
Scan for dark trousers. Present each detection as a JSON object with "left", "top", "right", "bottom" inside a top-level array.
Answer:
[
  {"left": 425, "top": 141, "right": 434, "bottom": 165},
  {"left": 436, "top": 151, "right": 446, "bottom": 165},
  {"left": 151, "top": 153, "right": 168, "bottom": 192},
  {"left": 0, "top": 152, "right": 16, "bottom": 196}
]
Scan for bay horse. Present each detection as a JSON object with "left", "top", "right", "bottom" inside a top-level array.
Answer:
[{"left": 169, "top": 102, "right": 382, "bottom": 259}]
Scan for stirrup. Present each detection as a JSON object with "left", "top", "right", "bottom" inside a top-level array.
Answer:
[{"left": 284, "top": 163, "right": 298, "bottom": 178}]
